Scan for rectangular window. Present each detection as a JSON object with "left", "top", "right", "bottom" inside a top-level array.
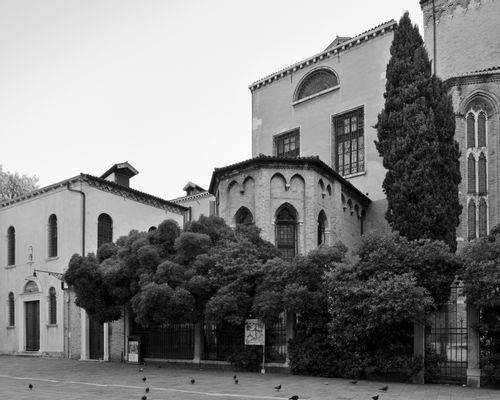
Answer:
[
  {"left": 334, "top": 107, "right": 364, "bottom": 176},
  {"left": 274, "top": 129, "right": 300, "bottom": 158}
]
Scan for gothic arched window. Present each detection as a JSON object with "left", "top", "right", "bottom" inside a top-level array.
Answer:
[
  {"left": 48, "top": 214, "right": 58, "bottom": 258},
  {"left": 235, "top": 207, "right": 254, "bottom": 225},
  {"left": 479, "top": 198, "right": 487, "bottom": 238},
  {"left": 478, "top": 152, "right": 487, "bottom": 195},
  {"left": 467, "top": 154, "right": 476, "bottom": 194},
  {"left": 97, "top": 213, "right": 113, "bottom": 248},
  {"left": 468, "top": 200, "right": 476, "bottom": 241},
  {"left": 317, "top": 210, "right": 327, "bottom": 246},
  {"left": 467, "top": 113, "right": 475, "bottom": 148},
  {"left": 275, "top": 204, "right": 297, "bottom": 261},
  {"left": 478, "top": 112, "right": 486, "bottom": 147}
]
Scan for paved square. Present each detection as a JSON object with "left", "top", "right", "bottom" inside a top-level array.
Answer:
[{"left": 1, "top": 355, "right": 500, "bottom": 400}]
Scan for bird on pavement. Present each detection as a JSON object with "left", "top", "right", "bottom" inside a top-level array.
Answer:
[
  {"left": 274, "top": 384, "right": 281, "bottom": 391},
  {"left": 142, "top": 377, "right": 147, "bottom": 383},
  {"left": 28, "top": 384, "right": 33, "bottom": 390},
  {"left": 190, "top": 379, "right": 195, "bottom": 384},
  {"left": 379, "top": 385, "right": 389, "bottom": 391},
  {"left": 234, "top": 379, "right": 239, "bottom": 384},
  {"left": 233, "top": 375, "right": 237, "bottom": 380},
  {"left": 145, "top": 387, "right": 150, "bottom": 393},
  {"left": 350, "top": 380, "right": 358, "bottom": 384},
  {"left": 141, "top": 396, "right": 147, "bottom": 400},
  {"left": 372, "top": 395, "right": 379, "bottom": 400},
  {"left": 289, "top": 396, "right": 299, "bottom": 400}
]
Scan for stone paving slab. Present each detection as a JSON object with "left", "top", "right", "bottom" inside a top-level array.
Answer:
[{"left": 1, "top": 355, "right": 500, "bottom": 400}]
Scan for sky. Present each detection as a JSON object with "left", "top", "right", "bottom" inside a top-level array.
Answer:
[{"left": 0, "top": 0, "right": 424, "bottom": 200}]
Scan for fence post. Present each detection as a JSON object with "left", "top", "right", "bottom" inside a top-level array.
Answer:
[
  {"left": 193, "top": 321, "right": 204, "bottom": 364},
  {"left": 466, "top": 304, "right": 481, "bottom": 387},
  {"left": 413, "top": 313, "right": 425, "bottom": 384}
]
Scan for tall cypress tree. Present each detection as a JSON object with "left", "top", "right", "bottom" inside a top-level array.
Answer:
[{"left": 376, "top": 13, "right": 461, "bottom": 251}]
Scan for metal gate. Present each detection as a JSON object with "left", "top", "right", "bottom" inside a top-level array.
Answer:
[{"left": 425, "top": 284, "right": 468, "bottom": 383}]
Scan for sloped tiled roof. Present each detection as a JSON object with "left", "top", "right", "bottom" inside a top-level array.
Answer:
[{"left": 209, "top": 155, "right": 371, "bottom": 204}]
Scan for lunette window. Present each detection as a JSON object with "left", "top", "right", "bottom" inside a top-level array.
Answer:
[{"left": 295, "top": 69, "right": 339, "bottom": 101}]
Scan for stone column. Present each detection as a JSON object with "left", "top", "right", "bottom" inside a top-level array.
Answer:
[
  {"left": 467, "top": 304, "right": 481, "bottom": 387},
  {"left": 193, "top": 321, "right": 204, "bottom": 364},
  {"left": 413, "top": 314, "right": 426, "bottom": 384},
  {"left": 285, "top": 311, "right": 296, "bottom": 366}
]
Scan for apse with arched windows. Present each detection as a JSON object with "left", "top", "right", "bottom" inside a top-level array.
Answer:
[{"left": 465, "top": 107, "right": 490, "bottom": 240}]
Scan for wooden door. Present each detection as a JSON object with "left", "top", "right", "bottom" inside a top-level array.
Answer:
[
  {"left": 25, "top": 301, "right": 40, "bottom": 351},
  {"left": 89, "top": 317, "right": 104, "bottom": 360}
]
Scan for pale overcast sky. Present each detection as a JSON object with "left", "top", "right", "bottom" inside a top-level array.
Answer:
[{"left": 0, "top": 0, "right": 424, "bottom": 199}]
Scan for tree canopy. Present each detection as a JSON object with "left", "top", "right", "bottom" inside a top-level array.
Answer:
[
  {"left": 0, "top": 165, "right": 39, "bottom": 201},
  {"left": 375, "top": 12, "right": 461, "bottom": 251},
  {"left": 64, "top": 216, "right": 285, "bottom": 326}
]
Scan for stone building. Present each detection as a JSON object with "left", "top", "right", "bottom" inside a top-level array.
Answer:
[
  {"left": 0, "top": 162, "right": 187, "bottom": 360},
  {"left": 210, "top": 21, "right": 397, "bottom": 257},
  {"left": 420, "top": 0, "right": 500, "bottom": 244}
]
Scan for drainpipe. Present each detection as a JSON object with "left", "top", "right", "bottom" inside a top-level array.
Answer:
[{"left": 66, "top": 180, "right": 86, "bottom": 360}]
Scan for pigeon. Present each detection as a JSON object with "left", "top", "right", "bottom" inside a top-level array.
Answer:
[
  {"left": 350, "top": 380, "right": 358, "bottom": 384},
  {"left": 190, "top": 379, "right": 195, "bottom": 384},
  {"left": 379, "top": 385, "right": 389, "bottom": 391},
  {"left": 372, "top": 396, "right": 379, "bottom": 400},
  {"left": 142, "top": 377, "right": 147, "bottom": 383},
  {"left": 289, "top": 396, "right": 299, "bottom": 400},
  {"left": 234, "top": 379, "right": 239, "bottom": 384},
  {"left": 28, "top": 384, "right": 33, "bottom": 390},
  {"left": 145, "top": 387, "right": 150, "bottom": 393},
  {"left": 141, "top": 396, "right": 147, "bottom": 400},
  {"left": 274, "top": 384, "right": 282, "bottom": 391},
  {"left": 233, "top": 375, "right": 237, "bottom": 380}
]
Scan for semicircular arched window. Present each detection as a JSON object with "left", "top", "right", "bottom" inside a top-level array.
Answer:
[{"left": 295, "top": 69, "right": 339, "bottom": 102}]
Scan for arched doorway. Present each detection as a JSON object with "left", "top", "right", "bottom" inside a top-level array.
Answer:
[
  {"left": 24, "top": 281, "right": 40, "bottom": 351},
  {"left": 275, "top": 204, "right": 298, "bottom": 261}
]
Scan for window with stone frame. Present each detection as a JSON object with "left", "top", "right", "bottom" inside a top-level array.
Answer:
[
  {"left": 48, "top": 214, "right": 58, "bottom": 258},
  {"left": 317, "top": 210, "right": 327, "bottom": 246},
  {"left": 334, "top": 107, "right": 364, "bottom": 176},
  {"left": 8, "top": 292, "right": 15, "bottom": 326},
  {"left": 49, "top": 287, "right": 57, "bottom": 324},
  {"left": 467, "top": 153, "right": 476, "bottom": 194},
  {"left": 97, "top": 213, "right": 113, "bottom": 248},
  {"left": 7, "top": 226, "right": 15, "bottom": 266},
  {"left": 479, "top": 198, "right": 488, "bottom": 238},
  {"left": 274, "top": 129, "right": 300, "bottom": 158}
]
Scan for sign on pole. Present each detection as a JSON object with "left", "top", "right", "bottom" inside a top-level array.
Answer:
[
  {"left": 245, "top": 319, "right": 266, "bottom": 374},
  {"left": 245, "top": 319, "right": 265, "bottom": 345}
]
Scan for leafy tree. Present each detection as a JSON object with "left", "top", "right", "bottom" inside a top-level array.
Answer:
[
  {"left": 375, "top": 12, "right": 461, "bottom": 251},
  {"left": 0, "top": 165, "right": 39, "bottom": 201}
]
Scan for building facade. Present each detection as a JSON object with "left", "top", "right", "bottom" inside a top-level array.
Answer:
[
  {"left": 420, "top": 0, "right": 500, "bottom": 244},
  {"left": 1, "top": 163, "right": 187, "bottom": 360}
]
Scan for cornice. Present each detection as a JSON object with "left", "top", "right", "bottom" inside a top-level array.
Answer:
[
  {"left": 446, "top": 67, "right": 500, "bottom": 87},
  {"left": 170, "top": 191, "right": 213, "bottom": 203},
  {"left": 248, "top": 20, "right": 396, "bottom": 92}
]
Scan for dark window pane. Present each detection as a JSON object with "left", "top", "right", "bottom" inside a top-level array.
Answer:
[
  {"left": 478, "top": 112, "right": 486, "bottom": 147},
  {"left": 334, "top": 107, "right": 364, "bottom": 176},
  {"left": 467, "top": 154, "right": 476, "bottom": 194},
  {"left": 478, "top": 153, "right": 487, "bottom": 195},
  {"left": 97, "top": 214, "right": 113, "bottom": 248},
  {"left": 49, "top": 287, "right": 57, "bottom": 324},
  {"left": 8, "top": 292, "right": 15, "bottom": 326},
  {"left": 48, "top": 214, "right": 58, "bottom": 258},
  {"left": 467, "top": 113, "right": 475, "bottom": 148},
  {"left": 468, "top": 201, "right": 476, "bottom": 240},
  {"left": 479, "top": 199, "right": 487, "bottom": 238},
  {"left": 7, "top": 226, "right": 15, "bottom": 266},
  {"left": 275, "top": 130, "right": 300, "bottom": 158}
]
